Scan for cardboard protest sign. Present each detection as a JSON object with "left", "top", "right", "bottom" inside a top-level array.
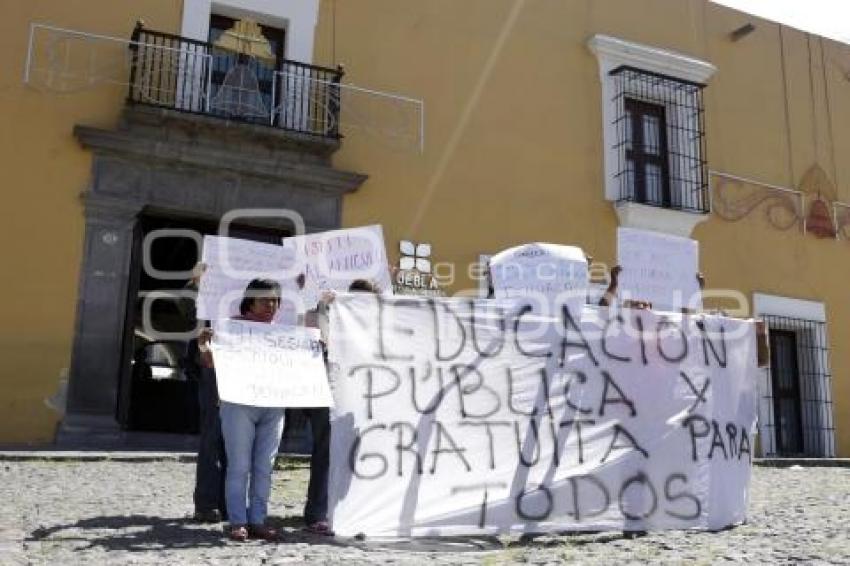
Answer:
[
  {"left": 616, "top": 228, "right": 701, "bottom": 312},
  {"left": 489, "top": 243, "right": 588, "bottom": 315},
  {"left": 327, "top": 294, "right": 758, "bottom": 537},
  {"left": 282, "top": 225, "right": 393, "bottom": 308},
  {"left": 211, "top": 319, "right": 332, "bottom": 407},
  {"left": 196, "top": 236, "right": 303, "bottom": 323}
]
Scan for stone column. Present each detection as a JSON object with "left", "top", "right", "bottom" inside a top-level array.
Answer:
[{"left": 60, "top": 194, "right": 140, "bottom": 442}]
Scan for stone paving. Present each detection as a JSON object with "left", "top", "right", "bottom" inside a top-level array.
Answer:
[{"left": 0, "top": 459, "right": 848, "bottom": 565}]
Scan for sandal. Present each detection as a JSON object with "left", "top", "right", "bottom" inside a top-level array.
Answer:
[
  {"left": 248, "top": 524, "right": 280, "bottom": 542},
  {"left": 305, "top": 520, "right": 335, "bottom": 536},
  {"left": 227, "top": 524, "right": 249, "bottom": 542}
]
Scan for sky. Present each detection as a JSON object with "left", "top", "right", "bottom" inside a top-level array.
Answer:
[{"left": 711, "top": 0, "right": 850, "bottom": 44}]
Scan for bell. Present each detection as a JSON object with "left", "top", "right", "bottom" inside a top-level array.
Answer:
[{"left": 806, "top": 197, "right": 835, "bottom": 239}]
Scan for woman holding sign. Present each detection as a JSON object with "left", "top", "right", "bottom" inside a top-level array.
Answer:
[{"left": 199, "top": 279, "right": 285, "bottom": 542}]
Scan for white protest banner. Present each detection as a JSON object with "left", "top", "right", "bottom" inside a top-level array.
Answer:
[
  {"left": 489, "top": 243, "right": 588, "bottom": 315},
  {"left": 282, "top": 225, "right": 392, "bottom": 308},
  {"left": 617, "top": 228, "right": 701, "bottom": 312},
  {"left": 196, "top": 236, "right": 302, "bottom": 323},
  {"left": 327, "top": 294, "right": 758, "bottom": 537},
  {"left": 211, "top": 319, "right": 332, "bottom": 407}
]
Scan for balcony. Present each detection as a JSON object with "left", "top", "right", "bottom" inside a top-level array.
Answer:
[{"left": 126, "top": 24, "right": 343, "bottom": 140}]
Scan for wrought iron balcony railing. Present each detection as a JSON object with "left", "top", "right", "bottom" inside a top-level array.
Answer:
[{"left": 126, "top": 24, "right": 343, "bottom": 139}]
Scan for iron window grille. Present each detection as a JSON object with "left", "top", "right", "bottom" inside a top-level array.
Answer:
[
  {"left": 760, "top": 315, "right": 835, "bottom": 457},
  {"left": 610, "top": 66, "right": 709, "bottom": 213}
]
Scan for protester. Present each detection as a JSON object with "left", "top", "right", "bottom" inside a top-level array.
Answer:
[
  {"left": 301, "top": 278, "right": 379, "bottom": 536},
  {"left": 179, "top": 263, "right": 228, "bottom": 523},
  {"left": 199, "top": 278, "right": 286, "bottom": 542},
  {"left": 189, "top": 338, "right": 228, "bottom": 523}
]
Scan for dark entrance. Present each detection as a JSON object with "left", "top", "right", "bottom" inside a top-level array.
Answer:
[
  {"left": 768, "top": 329, "right": 804, "bottom": 455},
  {"left": 624, "top": 98, "right": 672, "bottom": 208},
  {"left": 117, "top": 213, "right": 288, "bottom": 434}
]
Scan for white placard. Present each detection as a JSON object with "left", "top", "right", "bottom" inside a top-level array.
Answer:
[
  {"left": 617, "top": 228, "right": 701, "bottom": 312},
  {"left": 327, "top": 294, "right": 759, "bottom": 537},
  {"left": 196, "top": 236, "right": 303, "bottom": 323},
  {"left": 282, "top": 225, "right": 392, "bottom": 308},
  {"left": 489, "top": 243, "right": 588, "bottom": 314},
  {"left": 211, "top": 319, "right": 332, "bottom": 408}
]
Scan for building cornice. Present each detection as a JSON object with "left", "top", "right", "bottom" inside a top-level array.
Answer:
[{"left": 74, "top": 117, "right": 367, "bottom": 196}]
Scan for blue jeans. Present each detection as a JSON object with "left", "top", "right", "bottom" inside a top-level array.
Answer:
[{"left": 219, "top": 402, "right": 285, "bottom": 526}]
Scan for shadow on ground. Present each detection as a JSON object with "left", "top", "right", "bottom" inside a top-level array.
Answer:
[
  {"left": 25, "top": 514, "right": 652, "bottom": 555},
  {"left": 27, "top": 515, "right": 227, "bottom": 551},
  {"left": 26, "top": 514, "right": 359, "bottom": 552}
]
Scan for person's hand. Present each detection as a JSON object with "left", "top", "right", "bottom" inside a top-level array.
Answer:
[
  {"left": 320, "top": 290, "right": 337, "bottom": 305},
  {"left": 198, "top": 327, "right": 214, "bottom": 347},
  {"left": 190, "top": 263, "right": 207, "bottom": 287},
  {"left": 198, "top": 327, "right": 215, "bottom": 367},
  {"left": 610, "top": 265, "right": 622, "bottom": 282}
]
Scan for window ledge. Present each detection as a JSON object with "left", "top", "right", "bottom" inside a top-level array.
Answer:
[
  {"left": 587, "top": 34, "right": 717, "bottom": 84},
  {"left": 614, "top": 201, "right": 709, "bottom": 237}
]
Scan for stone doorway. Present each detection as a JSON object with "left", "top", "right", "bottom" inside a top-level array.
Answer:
[{"left": 58, "top": 105, "right": 366, "bottom": 447}]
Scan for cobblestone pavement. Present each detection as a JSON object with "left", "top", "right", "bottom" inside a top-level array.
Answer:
[{"left": 0, "top": 459, "right": 847, "bottom": 565}]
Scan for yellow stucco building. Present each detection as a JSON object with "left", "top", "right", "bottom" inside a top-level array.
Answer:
[{"left": 2, "top": 0, "right": 848, "bottom": 457}]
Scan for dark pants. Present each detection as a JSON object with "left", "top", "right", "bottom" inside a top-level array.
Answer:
[
  {"left": 193, "top": 367, "right": 227, "bottom": 514},
  {"left": 303, "top": 407, "right": 331, "bottom": 523}
]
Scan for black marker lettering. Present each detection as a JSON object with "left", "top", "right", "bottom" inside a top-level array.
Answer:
[
  {"left": 408, "top": 363, "right": 445, "bottom": 414},
  {"left": 601, "top": 314, "right": 631, "bottom": 362},
  {"left": 514, "top": 305, "right": 552, "bottom": 358},
  {"left": 708, "top": 419, "right": 729, "bottom": 460},
  {"left": 390, "top": 421, "right": 422, "bottom": 476},
  {"left": 560, "top": 304, "right": 599, "bottom": 367},
  {"left": 376, "top": 295, "right": 416, "bottom": 361},
  {"left": 470, "top": 301, "right": 506, "bottom": 357},
  {"left": 349, "top": 424, "right": 388, "bottom": 479},
  {"left": 679, "top": 371, "right": 710, "bottom": 413},
  {"left": 726, "top": 423, "right": 738, "bottom": 460},
  {"left": 349, "top": 364, "right": 401, "bottom": 420},
  {"left": 568, "top": 474, "right": 611, "bottom": 522},
  {"left": 515, "top": 419, "right": 541, "bottom": 467},
  {"left": 563, "top": 372, "right": 594, "bottom": 415},
  {"left": 697, "top": 320, "right": 727, "bottom": 368},
  {"left": 452, "top": 364, "right": 501, "bottom": 419},
  {"left": 430, "top": 299, "right": 467, "bottom": 361},
  {"left": 430, "top": 422, "right": 472, "bottom": 473},
  {"left": 459, "top": 421, "right": 511, "bottom": 470},
  {"left": 559, "top": 418, "right": 596, "bottom": 464},
  {"left": 664, "top": 473, "right": 702, "bottom": 520},
  {"left": 600, "top": 424, "right": 649, "bottom": 463},
  {"left": 682, "top": 414, "right": 710, "bottom": 461},
  {"left": 599, "top": 371, "right": 637, "bottom": 417},
  {"left": 657, "top": 318, "right": 688, "bottom": 363},
  {"left": 618, "top": 472, "right": 658, "bottom": 520},
  {"left": 515, "top": 484, "right": 553, "bottom": 521}
]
